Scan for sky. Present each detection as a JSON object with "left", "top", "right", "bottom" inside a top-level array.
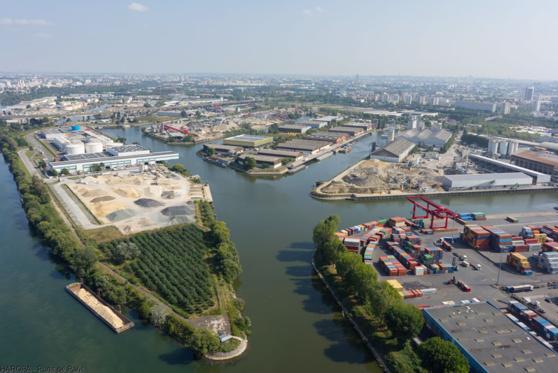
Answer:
[{"left": 1, "top": 0, "right": 557, "bottom": 80}]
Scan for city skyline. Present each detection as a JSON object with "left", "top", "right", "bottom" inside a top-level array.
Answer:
[{"left": 1, "top": 0, "right": 558, "bottom": 80}]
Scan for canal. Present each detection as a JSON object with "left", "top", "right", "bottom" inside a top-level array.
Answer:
[{"left": 1, "top": 126, "right": 557, "bottom": 372}]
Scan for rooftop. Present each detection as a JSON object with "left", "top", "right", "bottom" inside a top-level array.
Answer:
[
  {"left": 225, "top": 134, "right": 271, "bottom": 142},
  {"left": 108, "top": 144, "right": 147, "bottom": 153},
  {"left": 53, "top": 150, "right": 178, "bottom": 166},
  {"left": 276, "top": 139, "right": 332, "bottom": 151},
  {"left": 512, "top": 150, "right": 558, "bottom": 168},
  {"left": 374, "top": 138, "right": 415, "bottom": 157},
  {"left": 442, "top": 172, "right": 532, "bottom": 182},
  {"left": 424, "top": 302, "right": 557, "bottom": 373}
]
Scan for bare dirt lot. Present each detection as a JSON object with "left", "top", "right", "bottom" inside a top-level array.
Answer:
[
  {"left": 62, "top": 168, "right": 210, "bottom": 234},
  {"left": 321, "top": 159, "right": 444, "bottom": 195}
]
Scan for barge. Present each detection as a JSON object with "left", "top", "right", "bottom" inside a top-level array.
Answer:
[{"left": 65, "top": 282, "right": 134, "bottom": 334}]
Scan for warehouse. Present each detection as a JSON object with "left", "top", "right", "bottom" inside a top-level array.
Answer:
[
  {"left": 275, "top": 139, "right": 332, "bottom": 154},
  {"left": 511, "top": 150, "right": 558, "bottom": 182},
  {"left": 256, "top": 148, "right": 304, "bottom": 161},
  {"left": 343, "top": 121, "right": 373, "bottom": 131},
  {"left": 304, "top": 131, "right": 347, "bottom": 143},
  {"left": 106, "top": 144, "right": 150, "bottom": 157},
  {"left": 277, "top": 124, "right": 311, "bottom": 134},
  {"left": 424, "top": 302, "right": 557, "bottom": 373},
  {"left": 469, "top": 154, "right": 551, "bottom": 184},
  {"left": 370, "top": 138, "right": 415, "bottom": 163},
  {"left": 223, "top": 134, "right": 273, "bottom": 148},
  {"left": 202, "top": 143, "right": 244, "bottom": 156},
  {"left": 238, "top": 154, "right": 282, "bottom": 169},
  {"left": 401, "top": 128, "right": 452, "bottom": 149},
  {"left": 49, "top": 150, "right": 179, "bottom": 174},
  {"left": 328, "top": 126, "right": 364, "bottom": 136},
  {"left": 441, "top": 172, "right": 533, "bottom": 191}
]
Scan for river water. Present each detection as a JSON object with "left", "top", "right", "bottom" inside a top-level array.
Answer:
[{"left": 1, "top": 126, "right": 557, "bottom": 373}]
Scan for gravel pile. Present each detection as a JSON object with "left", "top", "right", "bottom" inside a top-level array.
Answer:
[
  {"left": 161, "top": 204, "right": 193, "bottom": 218},
  {"left": 134, "top": 198, "right": 164, "bottom": 208},
  {"left": 106, "top": 208, "right": 135, "bottom": 222},
  {"left": 90, "top": 195, "right": 115, "bottom": 203}
]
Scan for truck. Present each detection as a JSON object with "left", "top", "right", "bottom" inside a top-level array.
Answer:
[
  {"left": 504, "top": 284, "right": 535, "bottom": 293},
  {"left": 507, "top": 252, "right": 533, "bottom": 275}
]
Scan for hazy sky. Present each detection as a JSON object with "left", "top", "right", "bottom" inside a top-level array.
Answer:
[{"left": 1, "top": 0, "right": 557, "bottom": 80}]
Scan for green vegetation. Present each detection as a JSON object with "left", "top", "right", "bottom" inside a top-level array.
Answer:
[
  {"left": 418, "top": 337, "right": 469, "bottom": 373},
  {"left": 244, "top": 156, "right": 256, "bottom": 170},
  {"left": 168, "top": 162, "right": 190, "bottom": 176},
  {"left": 461, "top": 131, "right": 489, "bottom": 147},
  {"left": 312, "top": 216, "right": 466, "bottom": 372},
  {"left": 102, "top": 225, "right": 216, "bottom": 315},
  {"left": 0, "top": 127, "right": 247, "bottom": 356}
]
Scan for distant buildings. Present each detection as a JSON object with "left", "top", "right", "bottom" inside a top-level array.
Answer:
[
  {"left": 524, "top": 86, "right": 535, "bottom": 102},
  {"left": 455, "top": 100, "right": 497, "bottom": 113},
  {"left": 277, "top": 124, "right": 311, "bottom": 134}
]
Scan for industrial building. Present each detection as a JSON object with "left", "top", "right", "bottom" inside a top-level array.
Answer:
[
  {"left": 441, "top": 172, "right": 533, "bottom": 191},
  {"left": 275, "top": 139, "right": 332, "bottom": 154},
  {"left": 487, "top": 138, "right": 520, "bottom": 157},
  {"left": 328, "top": 126, "right": 363, "bottom": 136},
  {"left": 469, "top": 154, "right": 551, "bottom": 184},
  {"left": 424, "top": 302, "right": 557, "bottom": 373},
  {"left": 48, "top": 147, "right": 179, "bottom": 174},
  {"left": 401, "top": 128, "right": 452, "bottom": 149},
  {"left": 223, "top": 134, "right": 273, "bottom": 148},
  {"left": 343, "top": 122, "right": 373, "bottom": 131},
  {"left": 304, "top": 131, "right": 347, "bottom": 143},
  {"left": 370, "top": 138, "right": 415, "bottom": 163},
  {"left": 202, "top": 143, "right": 244, "bottom": 156},
  {"left": 256, "top": 148, "right": 304, "bottom": 161},
  {"left": 277, "top": 124, "right": 311, "bottom": 134},
  {"left": 238, "top": 154, "right": 282, "bottom": 169},
  {"left": 511, "top": 151, "right": 558, "bottom": 182},
  {"left": 41, "top": 126, "right": 122, "bottom": 155}
]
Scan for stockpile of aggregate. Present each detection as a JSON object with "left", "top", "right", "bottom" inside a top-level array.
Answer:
[
  {"left": 106, "top": 209, "right": 136, "bottom": 222},
  {"left": 134, "top": 198, "right": 164, "bottom": 208}
]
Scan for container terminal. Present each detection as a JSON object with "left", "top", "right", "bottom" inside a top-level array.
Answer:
[{"left": 332, "top": 196, "right": 558, "bottom": 370}]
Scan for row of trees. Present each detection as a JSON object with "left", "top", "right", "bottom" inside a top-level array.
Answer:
[
  {"left": 313, "top": 216, "right": 468, "bottom": 373},
  {"left": 0, "top": 128, "right": 241, "bottom": 356}
]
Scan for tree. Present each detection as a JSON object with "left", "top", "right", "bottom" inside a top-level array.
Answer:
[
  {"left": 245, "top": 157, "right": 256, "bottom": 170},
  {"left": 385, "top": 302, "right": 424, "bottom": 344},
  {"left": 169, "top": 163, "right": 190, "bottom": 176},
  {"left": 206, "top": 147, "right": 215, "bottom": 156},
  {"left": 60, "top": 168, "right": 70, "bottom": 176},
  {"left": 108, "top": 242, "right": 140, "bottom": 265},
  {"left": 312, "top": 216, "right": 339, "bottom": 252},
  {"left": 90, "top": 163, "right": 102, "bottom": 172},
  {"left": 418, "top": 337, "right": 469, "bottom": 373},
  {"left": 116, "top": 137, "right": 127, "bottom": 144},
  {"left": 72, "top": 246, "right": 98, "bottom": 279}
]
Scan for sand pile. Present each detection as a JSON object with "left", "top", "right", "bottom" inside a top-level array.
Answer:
[
  {"left": 161, "top": 190, "right": 175, "bottom": 199},
  {"left": 114, "top": 188, "right": 140, "bottom": 198},
  {"left": 76, "top": 288, "right": 124, "bottom": 329}
]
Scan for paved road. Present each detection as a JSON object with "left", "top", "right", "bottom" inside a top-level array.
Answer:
[
  {"left": 50, "top": 182, "right": 101, "bottom": 230},
  {"left": 17, "top": 150, "right": 40, "bottom": 178}
]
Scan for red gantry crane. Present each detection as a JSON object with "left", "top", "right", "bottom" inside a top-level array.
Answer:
[
  {"left": 161, "top": 124, "right": 190, "bottom": 135},
  {"left": 406, "top": 195, "right": 459, "bottom": 230}
]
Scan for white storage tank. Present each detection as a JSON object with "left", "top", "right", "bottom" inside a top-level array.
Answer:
[
  {"left": 65, "top": 142, "right": 85, "bottom": 155},
  {"left": 85, "top": 141, "right": 103, "bottom": 153}
]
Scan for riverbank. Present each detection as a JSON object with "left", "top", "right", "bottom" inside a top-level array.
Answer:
[
  {"left": 0, "top": 128, "right": 249, "bottom": 360},
  {"left": 312, "top": 260, "right": 390, "bottom": 373},
  {"left": 312, "top": 159, "right": 558, "bottom": 201}
]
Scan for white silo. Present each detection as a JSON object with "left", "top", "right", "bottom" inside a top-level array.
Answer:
[
  {"left": 65, "top": 142, "right": 85, "bottom": 155},
  {"left": 488, "top": 138, "right": 499, "bottom": 155},
  {"left": 507, "top": 141, "right": 519, "bottom": 156},
  {"left": 498, "top": 141, "right": 509, "bottom": 156},
  {"left": 85, "top": 141, "right": 103, "bottom": 153}
]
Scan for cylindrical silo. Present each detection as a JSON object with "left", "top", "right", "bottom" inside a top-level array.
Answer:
[
  {"left": 65, "top": 142, "right": 85, "bottom": 155},
  {"left": 507, "top": 141, "right": 519, "bottom": 156},
  {"left": 488, "top": 138, "right": 499, "bottom": 154},
  {"left": 498, "top": 141, "right": 509, "bottom": 156}
]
